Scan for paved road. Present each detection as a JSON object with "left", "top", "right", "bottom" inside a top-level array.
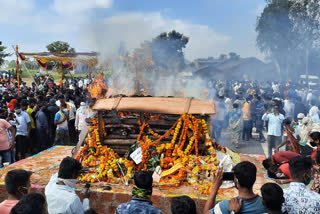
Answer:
[{"left": 218, "top": 128, "right": 268, "bottom": 157}]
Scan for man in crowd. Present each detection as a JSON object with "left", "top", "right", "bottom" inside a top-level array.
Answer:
[
  {"left": 255, "top": 96, "right": 265, "bottom": 141},
  {"left": 10, "top": 193, "right": 46, "bottom": 214},
  {"left": 116, "top": 171, "right": 162, "bottom": 214},
  {"left": 171, "top": 196, "right": 196, "bottom": 214},
  {"left": 260, "top": 183, "right": 286, "bottom": 214},
  {"left": 75, "top": 102, "right": 89, "bottom": 134},
  {"left": 47, "top": 98, "right": 59, "bottom": 146},
  {"left": 282, "top": 156, "right": 320, "bottom": 213},
  {"left": 45, "top": 157, "right": 90, "bottom": 214},
  {"left": 262, "top": 106, "right": 285, "bottom": 157},
  {"left": 204, "top": 161, "right": 266, "bottom": 214},
  {"left": 0, "top": 169, "right": 32, "bottom": 214},
  {"left": 35, "top": 103, "right": 49, "bottom": 151},
  {"left": 242, "top": 97, "right": 251, "bottom": 141},
  {"left": 0, "top": 112, "right": 16, "bottom": 166},
  {"left": 26, "top": 99, "right": 36, "bottom": 154},
  {"left": 66, "top": 96, "right": 77, "bottom": 145},
  {"left": 54, "top": 103, "right": 69, "bottom": 145},
  {"left": 293, "top": 96, "right": 307, "bottom": 122},
  {"left": 14, "top": 103, "right": 31, "bottom": 160}
]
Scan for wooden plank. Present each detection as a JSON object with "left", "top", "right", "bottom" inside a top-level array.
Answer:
[
  {"left": 103, "top": 139, "right": 136, "bottom": 145},
  {"left": 93, "top": 97, "right": 215, "bottom": 115}
]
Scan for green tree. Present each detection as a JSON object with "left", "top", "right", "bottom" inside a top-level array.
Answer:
[
  {"left": 256, "top": 0, "right": 296, "bottom": 80},
  {"left": 46, "top": 41, "right": 75, "bottom": 53},
  {"left": 290, "top": 0, "right": 320, "bottom": 86},
  {"left": 0, "top": 41, "right": 11, "bottom": 67},
  {"left": 151, "top": 30, "right": 189, "bottom": 71}
]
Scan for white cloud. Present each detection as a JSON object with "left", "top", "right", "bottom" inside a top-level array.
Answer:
[
  {"left": 81, "top": 12, "right": 231, "bottom": 61},
  {"left": 0, "top": 0, "right": 34, "bottom": 23},
  {"left": 53, "top": 0, "right": 112, "bottom": 14}
]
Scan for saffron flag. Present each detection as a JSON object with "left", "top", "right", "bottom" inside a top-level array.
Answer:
[
  {"left": 36, "top": 58, "right": 47, "bottom": 70},
  {"left": 18, "top": 53, "right": 26, "bottom": 61}
]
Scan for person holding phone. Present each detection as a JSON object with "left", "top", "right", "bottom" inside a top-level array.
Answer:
[
  {"left": 45, "top": 157, "right": 90, "bottom": 214},
  {"left": 204, "top": 161, "right": 266, "bottom": 214}
]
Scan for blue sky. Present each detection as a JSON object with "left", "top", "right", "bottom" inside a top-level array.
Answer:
[{"left": 0, "top": 0, "right": 266, "bottom": 61}]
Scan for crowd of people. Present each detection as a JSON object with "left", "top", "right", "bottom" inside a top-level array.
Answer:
[
  {"left": 0, "top": 73, "right": 95, "bottom": 166},
  {"left": 0, "top": 78, "right": 319, "bottom": 213},
  {"left": 0, "top": 152, "right": 319, "bottom": 214}
]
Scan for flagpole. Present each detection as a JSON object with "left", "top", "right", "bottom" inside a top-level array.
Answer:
[
  {"left": 16, "top": 45, "right": 20, "bottom": 97},
  {"left": 11, "top": 45, "right": 39, "bottom": 88},
  {"left": 60, "top": 63, "right": 63, "bottom": 88}
]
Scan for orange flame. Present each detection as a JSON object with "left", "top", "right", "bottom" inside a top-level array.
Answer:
[{"left": 88, "top": 73, "right": 108, "bottom": 99}]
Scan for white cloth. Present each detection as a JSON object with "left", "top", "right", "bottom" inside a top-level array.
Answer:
[
  {"left": 225, "top": 98, "right": 232, "bottom": 113},
  {"left": 45, "top": 174, "right": 89, "bottom": 214},
  {"left": 262, "top": 113, "right": 285, "bottom": 136},
  {"left": 75, "top": 107, "right": 89, "bottom": 131},
  {"left": 78, "top": 80, "right": 83, "bottom": 88},
  {"left": 67, "top": 102, "right": 76, "bottom": 121},
  {"left": 283, "top": 100, "right": 295, "bottom": 119}
]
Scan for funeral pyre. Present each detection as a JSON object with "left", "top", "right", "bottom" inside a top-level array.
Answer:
[{"left": 76, "top": 110, "right": 230, "bottom": 195}]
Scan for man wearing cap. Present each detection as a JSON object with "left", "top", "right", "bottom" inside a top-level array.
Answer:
[
  {"left": 294, "top": 97, "right": 307, "bottom": 122},
  {"left": 75, "top": 102, "right": 89, "bottom": 139}
]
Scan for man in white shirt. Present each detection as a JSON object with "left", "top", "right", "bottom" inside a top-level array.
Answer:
[
  {"left": 45, "top": 157, "right": 90, "bottom": 214},
  {"left": 262, "top": 106, "right": 285, "bottom": 158},
  {"left": 66, "top": 96, "right": 77, "bottom": 145},
  {"left": 14, "top": 103, "right": 31, "bottom": 160},
  {"left": 282, "top": 156, "right": 320, "bottom": 213},
  {"left": 75, "top": 102, "right": 89, "bottom": 133},
  {"left": 309, "top": 100, "right": 320, "bottom": 123}
]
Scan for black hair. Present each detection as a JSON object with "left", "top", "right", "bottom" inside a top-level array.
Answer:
[
  {"left": 133, "top": 171, "right": 153, "bottom": 190},
  {"left": 296, "top": 96, "right": 302, "bottom": 102},
  {"left": 232, "top": 103, "right": 239, "bottom": 109},
  {"left": 84, "top": 209, "right": 98, "bottom": 214},
  {"left": 60, "top": 103, "right": 67, "bottom": 108},
  {"left": 283, "top": 118, "right": 291, "bottom": 126},
  {"left": 20, "top": 100, "right": 28, "bottom": 107},
  {"left": 171, "top": 196, "right": 196, "bottom": 214},
  {"left": 309, "top": 132, "right": 320, "bottom": 142},
  {"left": 267, "top": 165, "right": 279, "bottom": 179},
  {"left": 14, "top": 103, "right": 21, "bottom": 109},
  {"left": 311, "top": 99, "right": 317, "bottom": 106},
  {"left": 5, "top": 169, "right": 32, "bottom": 195},
  {"left": 10, "top": 193, "right": 45, "bottom": 214},
  {"left": 233, "top": 161, "right": 256, "bottom": 189},
  {"left": 59, "top": 95, "right": 65, "bottom": 100},
  {"left": 58, "top": 157, "right": 82, "bottom": 179},
  {"left": 257, "top": 96, "right": 261, "bottom": 101},
  {"left": 261, "top": 183, "right": 284, "bottom": 211},
  {"left": 289, "top": 156, "right": 312, "bottom": 179},
  {"left": 262, "top": 158, "right": 272, "bottom": 170}
]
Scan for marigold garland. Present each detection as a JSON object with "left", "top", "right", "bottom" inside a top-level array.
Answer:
[{"left": 76, "top": 114, "right": 223, "bottom": 195}]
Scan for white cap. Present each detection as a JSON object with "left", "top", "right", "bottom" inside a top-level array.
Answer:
[
  {"left": 297, "top": 113, "right": 305, "bottom": 119},
  {"left": 80, "top": 102, "right": 86, "bottom": 106}
]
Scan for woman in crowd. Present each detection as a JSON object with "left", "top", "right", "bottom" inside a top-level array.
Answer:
[{"left": 228, "top": 103, "right": 243, "bottom": 148}]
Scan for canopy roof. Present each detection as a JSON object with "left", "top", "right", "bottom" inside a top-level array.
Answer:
[
  {"left": 20, "top": 52, "right": 98, "bottom": 67},
  {"left": 93, "top": 97, "right": 215, "bottom": 115}
]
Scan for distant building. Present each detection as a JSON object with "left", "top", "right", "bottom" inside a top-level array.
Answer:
[{"left": 192, "top": 56, "right": 277, "bottom": 81}]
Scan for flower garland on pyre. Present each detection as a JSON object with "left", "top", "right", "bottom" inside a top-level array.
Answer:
[{"left": 76, "top": 114, "right": 225, "bottom": 194}]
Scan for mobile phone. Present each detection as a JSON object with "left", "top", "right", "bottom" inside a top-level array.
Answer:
[
  {"left": 222, "top": 172, "right": 235, "bottom": 181},
  {"left": 82, "top": 183, "right": 91, "bottom": 194}
]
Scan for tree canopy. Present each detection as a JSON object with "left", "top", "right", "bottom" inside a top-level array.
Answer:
[
  {"left": 46, "top": 41, "right": 75, "bottom": 53},
  {"left": 151, "top": 30, "right": 189, "bottom": 71},
  {"left": 0, "top": 41, "right": 11, "bottom": 67},
  {"left": 256, "top": 0, "right": 320, "bottom": 81}
]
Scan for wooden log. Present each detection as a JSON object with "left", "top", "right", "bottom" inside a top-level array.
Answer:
[{"left": 103, "top": 139, "right": 136, "bottom": 145}]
